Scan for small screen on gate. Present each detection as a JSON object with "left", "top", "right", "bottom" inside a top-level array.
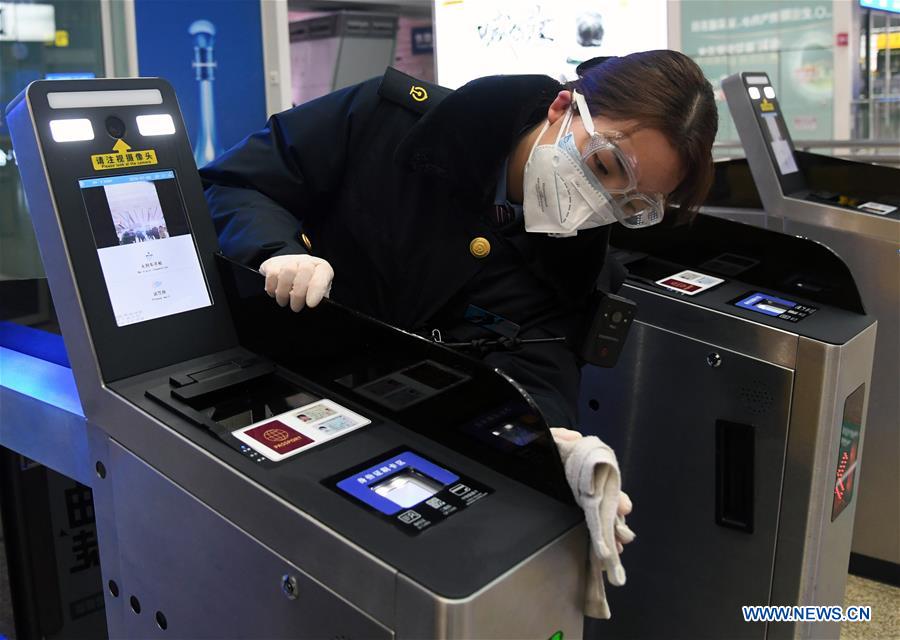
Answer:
[{"left": 79, "top": 170, "right": 212, "bottom": 327}]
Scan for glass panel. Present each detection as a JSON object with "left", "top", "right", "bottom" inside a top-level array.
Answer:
[
  {"left": 680, "top": 1, "right": 834, "bottom": 144},
  {"left": 854, "top": 10, "right": 900, "bottom": 142},
  {"left": 778, "top": 41, "right": 833, "bottom": 141},
  {"left": 872, "top": 10, "right": 889, "bottom": 95},
  {"left": 852, "top": 101, "right": 871, "bottom": 139},
  {"left": 889, "top": 16, "right": 899, "bottom": 95},
  {"left": 0, "top": 0, "right": 106, "bottom": 328},
  {"left": 871, "top": 10, "right": 900, "bottom": 142},
  {"left": 873, "top": 98, "right": 900, "bottom": 140},
  {"left": 857, "top": 13, "right": 870, "bottom": 99}
]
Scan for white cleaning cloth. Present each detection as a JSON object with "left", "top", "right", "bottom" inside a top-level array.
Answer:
[{"left": 552, "top": 427, "right": 636, "bottom": 620}]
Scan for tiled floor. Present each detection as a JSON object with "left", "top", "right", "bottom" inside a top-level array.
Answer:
[{"left": 841, "top": 574, "right": 900, "bottom": 639}]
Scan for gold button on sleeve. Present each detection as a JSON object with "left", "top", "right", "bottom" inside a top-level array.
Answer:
[{"left": 301, "top": 233, "right": 312, "bottom": 250}]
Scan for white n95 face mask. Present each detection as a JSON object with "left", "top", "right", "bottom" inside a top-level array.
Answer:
[
  {"left": 522, "top": 108, "right": 619, "bottom": 237},
  {"left": 522, "top": 91, "right": 667, "bottom": 236}
]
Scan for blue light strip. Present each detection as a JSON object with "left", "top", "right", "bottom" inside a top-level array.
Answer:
[
  {"left": 78, "top": 170, "right": 175, "bottom": 189},
  {"left": 0, "top": 347, "right": 84, "bottom": 417},
  {"left": 45, "top": 72, "right": 96, "bottom": 80},
  {"left": 0, "top": 321, "right": 69, "bottom": 367},
  {"left": 859, "top": 0, "right": 900, "bottom": 14}
]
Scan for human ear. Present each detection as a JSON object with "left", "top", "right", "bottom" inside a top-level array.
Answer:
[{"left": 546, "top": 90, "right": 573, "bottom": 125}]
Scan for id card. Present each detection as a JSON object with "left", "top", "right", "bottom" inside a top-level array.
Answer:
[
  {"left": 656, "top": 270, "right": 724, "bottom": 296},
  {"left": 857, "top": 201, "right": 897, "bottom": 216},
  {"left": 232, "top": 399, "right": 370, "bottom": 462}
]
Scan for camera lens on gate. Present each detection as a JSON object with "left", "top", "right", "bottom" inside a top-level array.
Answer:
[{"left": 105, "top": 116, "right": 126, "bottom": 139}]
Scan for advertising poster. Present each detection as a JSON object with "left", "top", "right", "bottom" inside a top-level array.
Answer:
[
  {"left": 434, "top": 0, "right": 668, "bottom": 88},
  {"left": 134, "top": 0, "right": 267, "bottom": 166},
  {"left": 681, "top": 1, "right": 834, "bottom": 142}
]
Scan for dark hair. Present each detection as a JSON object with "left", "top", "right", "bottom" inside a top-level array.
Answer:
[{"left": 566, "top": 50, "right": 718, "bottom": 214}]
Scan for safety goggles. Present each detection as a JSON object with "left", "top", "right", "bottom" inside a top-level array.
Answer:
[{"left": 566, "top": 91, "right": 666, "bottom": 228}]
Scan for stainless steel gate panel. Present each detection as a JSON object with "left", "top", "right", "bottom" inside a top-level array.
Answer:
[
  {"left": 581, "top": 319, "right": 794, "bottom": 640},
  {"left": 780, "top": 219, "right": 898, "bottom": 569},
  {"left": 770, "top": 328, "right": 877, "bottom": 640},
  {"left": 706, "top": 203, "right": 898, "bottom": 571},
  {"left": 396, "top": 527, "right": 587, "bottom": 639},
  {"left": 87, "top": 424, "right": 125, "bottom": 638},
  {"left": 720, "top": 71, "right": 898, "bottom": 570},
  {"left": 95, "top": 438, "right": 392, "bottom": 639},
  {"left": 579, "top": 274, "right": 876, "bottom": 640}
]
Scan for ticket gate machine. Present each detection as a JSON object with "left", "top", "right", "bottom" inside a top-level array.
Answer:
[
  {"left": 6, "top": 79, "right": 587, "bottom": 639},
  {"left": 716, "top": 72, "right": 899, "bottom": 575},
  {"left": 580, "top": 216, "right": 877, "bottom": 640}
]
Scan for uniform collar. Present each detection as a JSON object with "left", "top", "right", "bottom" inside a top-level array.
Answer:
[
  {"left": 394, "top": 74, "right": 563, "bottom": 202},
  {"left": 492, "top": 158, "right": 524, "bottom": 226}
]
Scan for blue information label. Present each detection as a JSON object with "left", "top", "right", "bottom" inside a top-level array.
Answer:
[
  {"left": 336, "top": 451, "right": 459, "bottom": 515},
  {"left": 735, "top": 292, "right": 796, "bottom": 317},
  {"left": 734, "top": 291, "right": 817, "bottom": 323}
]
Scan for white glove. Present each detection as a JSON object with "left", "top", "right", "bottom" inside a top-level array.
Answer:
[
  {"left": 551, "top": 427, "right": 636, "bottom": 620},
  {"left": 259, "top": 254, "right": 334, "bottom": 312},
  {"left": 551, "top": 427, "right": 634, "bottom": 552}
]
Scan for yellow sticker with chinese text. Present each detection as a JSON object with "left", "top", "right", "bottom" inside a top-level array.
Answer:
[{"left": 91, "top": 139, "right": 158, "bottom": 171}]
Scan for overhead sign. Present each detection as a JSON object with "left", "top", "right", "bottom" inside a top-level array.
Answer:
[
  {"left": 859, "top": 0, "right": 900, "bottom": 15},
  {"left": 434, "top": 0, "right": 667, "bottom": 88},
  {"left": 0, "top": 2, "right": 55, "bottom": 41}
]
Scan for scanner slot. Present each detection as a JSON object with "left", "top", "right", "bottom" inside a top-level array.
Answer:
[
  {"left": 715, "top": 420, "right": 755, "bottom": 533},
  {"left": 146, "top": 364, "right": 321, "bottom": 462},
  {"left": 190, "top": 362, "right": 244, "bottom": 382},
  {"left": 169, "top": 357, "right": 268, "bottom": 387},
  {"left": 159, "top": 364, "right": 318, "bottom": 426},
  {"left": 172, "top": 361, "right": 276, "bottom": 402}
]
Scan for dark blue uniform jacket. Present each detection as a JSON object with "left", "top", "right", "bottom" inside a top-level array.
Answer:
[{"left": 199, "top": 71, "right": 611, "bottom": 427}]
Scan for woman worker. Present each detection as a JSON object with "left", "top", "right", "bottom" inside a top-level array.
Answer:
[
  {"left": 199, "top": 49, "right": 718, "bottom": 433},
  {"left": 200, "top": 48, "right": 718, "bottom": 617}
]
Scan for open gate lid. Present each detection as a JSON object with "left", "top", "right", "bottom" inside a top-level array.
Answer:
[{"left": 216, "top": 253, "right": 575, "bottom": 506}]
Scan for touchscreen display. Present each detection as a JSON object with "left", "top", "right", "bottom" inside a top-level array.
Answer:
[
  {"left": 761, "top": 112, "right": 799, "bottom": 176},
  {"left": 80, "top": 170, "right": 212, "bottom": 326},
  {"left": 372, "top": 470, "right": 443, "bottom": 508}
]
